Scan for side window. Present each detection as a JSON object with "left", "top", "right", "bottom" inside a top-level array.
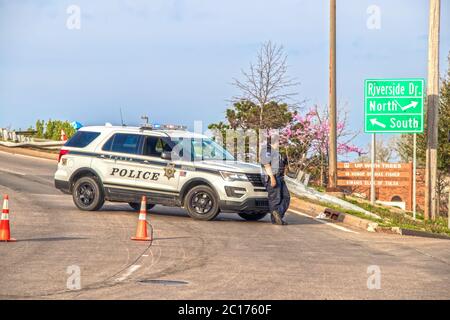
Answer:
[
  {"left": 102, "top": 135, "right": 114, "bottom": 151},
  {"left": 144, "top": 136, "right": 172, "bottom": 157},
  {"left": 65, "top": 131, "right": 100, "bottom": 148},
  {"left": 107, "top": 133, "right": 142, "bottom": 155},
  {"left": 155, "top": 139, "right": 164, "bottom": 153}
]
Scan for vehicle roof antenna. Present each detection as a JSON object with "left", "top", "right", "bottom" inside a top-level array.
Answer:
[{"left": 120, "top": 107, "right": 125, "bottom": 126}]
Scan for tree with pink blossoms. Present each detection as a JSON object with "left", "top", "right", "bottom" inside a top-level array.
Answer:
[{"left": 281, "top": 105, "right": 364, "bottom": 186}]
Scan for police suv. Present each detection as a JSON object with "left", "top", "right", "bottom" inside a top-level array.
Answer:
[{"left": 54, "top": 124, "right": 270, "bottom": 221}]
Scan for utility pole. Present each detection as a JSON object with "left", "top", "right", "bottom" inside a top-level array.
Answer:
[
  {"left": 328, "top": 0, "right": 338, "bottom": 190},
  {"left": 448, "top": 191, "right": 450, "bottom": 229},
  {"left": 425, "top": 0, "right": 440, "bottom": 221}
]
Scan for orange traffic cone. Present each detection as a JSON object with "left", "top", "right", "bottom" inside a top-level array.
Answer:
[
  {"left": 0, "top": 195, "right": 16, "bottom": 242},
  {"left": 131, "top": 196, "right": 152, "bottom": 241},
  {"left": 61, "top": 129, "right": 67, "bottom": 141}
]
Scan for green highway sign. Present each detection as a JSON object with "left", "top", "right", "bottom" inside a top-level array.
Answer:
[{"left": 364, "top": 78, "right": 425, "bottom": 133}]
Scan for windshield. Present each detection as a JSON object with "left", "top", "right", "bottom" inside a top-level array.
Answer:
[
  {"left": 191, "top": 138, "right": 235, "bottom": 161},
  {"left": 169, "top": 137, "right": 235, "bottom": 161}
]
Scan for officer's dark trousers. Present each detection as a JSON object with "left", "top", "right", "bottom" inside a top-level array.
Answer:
[{"left": 266, "top": 176, "right": 290, "bottom": 219}]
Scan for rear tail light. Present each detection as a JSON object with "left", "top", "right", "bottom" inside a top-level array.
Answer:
[{"left": 58, "top": 149, "right": 70, "bottom": 163}]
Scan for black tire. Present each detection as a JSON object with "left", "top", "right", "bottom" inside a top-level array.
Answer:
[
  {"left": 129, "top": 202, "right": 156, "bottom": 211},
  {"left": 184, "top": 185, "right": 220, "bottom": 221},
  {"left": 72, "top": 176, "right": 105, "bottom": 211},
  {"left": 238, "top": 212, "right": 269, "bottom": 221}
]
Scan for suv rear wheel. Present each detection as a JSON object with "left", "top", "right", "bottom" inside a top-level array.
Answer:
[
  {"left": 184, "top": 185, "right": 220, "bottom": 221},
  {"left": 72, "top": 176, "right": 105, "bottom": 211}
]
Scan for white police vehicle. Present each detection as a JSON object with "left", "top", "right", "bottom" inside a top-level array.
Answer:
[{"left": 54, "top": 124, "right": 269, "bottom": 221}]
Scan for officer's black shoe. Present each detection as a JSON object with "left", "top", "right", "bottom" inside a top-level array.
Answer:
[{"left": 271, "top": 210, "right": 283, "bottom": 225}]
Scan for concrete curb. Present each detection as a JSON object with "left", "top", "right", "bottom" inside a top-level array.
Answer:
[
  {"left": 0, "top": 145, "right": 58, "bottom": 161},
  {"left": 323, "top": 208, "right": 379, "bottom": 233},
  {"left": 0, "top": 140, "right": 64, "bottom": 148},
  {"left": 398, "top": 228, "right": 450, "bottom": 240},
  {"left": 289, "top": 198, "right": 378, "bottom": 232},
  {"left": 322, "top": 208, "right": 450, "bottom": 240},
  {"left": 290, "top": 198, "right": 450, "bottom": 240}
]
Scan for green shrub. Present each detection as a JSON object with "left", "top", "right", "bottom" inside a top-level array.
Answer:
[{"left": 31, "top": 119, "right": 76, "bottom": 141}]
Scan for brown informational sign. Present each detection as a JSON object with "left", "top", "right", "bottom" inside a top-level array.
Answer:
[
  {"left": 337, "top": 162, "right": 412, "bottom": 187},
  {"left": 337, "top": 162, "right": 423, "bottom": 211}
]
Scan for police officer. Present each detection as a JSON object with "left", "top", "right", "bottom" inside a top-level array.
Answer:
[{"left": 260, "top": 134, "right": 290, "bottom": 225}]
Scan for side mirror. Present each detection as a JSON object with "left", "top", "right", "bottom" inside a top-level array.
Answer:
[{"left": 161, "top": 151, "right": 172, "bottom": 160}]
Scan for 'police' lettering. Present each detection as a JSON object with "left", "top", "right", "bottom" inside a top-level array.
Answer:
[
  {"left": 110, "top": 168, "right": 161, "bottom": 181},
  {"left": 142, "top": 172, "right": 151, "bottom": 180},
  {"left": 151, "top": 173, "right": 160, "bottom": 181}
]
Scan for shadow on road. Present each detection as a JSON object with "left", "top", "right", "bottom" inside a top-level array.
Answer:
[
  {"left": 97, "top": 204, "right": 321, "bottom": 226},
  {"left": 153, "top": 236, "right": 193, "bottom": 241},
  {"left": 17, "top": 236, "right": 89, "bottom": 242}
]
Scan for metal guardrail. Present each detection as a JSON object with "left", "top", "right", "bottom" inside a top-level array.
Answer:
[{"left": 0, "top": 128, "right": 64, "bottom": 150}]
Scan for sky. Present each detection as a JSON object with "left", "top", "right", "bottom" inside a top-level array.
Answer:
[{"left": 0, "top": 0, "right": 449, "bottom": 157}]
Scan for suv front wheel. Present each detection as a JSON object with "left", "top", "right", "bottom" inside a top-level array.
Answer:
[
  {"left": 184, "top": 185, "right": 220, "bottom": 221},
  {"left": 238, "top": 212, "right": 268, "bottom": 221},
  {"left": 72, "top": 176, "right": 105, "bottom": 211}
]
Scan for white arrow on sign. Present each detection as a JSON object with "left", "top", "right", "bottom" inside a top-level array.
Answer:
[
  {"left": 370, "top": 118, "right": 386, "bottom": 128},
  {"left": 396, "top": 100, "right": 418, "bottom": 111}
]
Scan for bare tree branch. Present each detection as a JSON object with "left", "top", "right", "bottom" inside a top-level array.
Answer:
[{"left": 231, "top": 41, "right": 300, "bottom": 128}]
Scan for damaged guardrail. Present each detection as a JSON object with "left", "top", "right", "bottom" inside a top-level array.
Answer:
[{"left": 285, "top": 176, "right": 382, "bottom": 220}]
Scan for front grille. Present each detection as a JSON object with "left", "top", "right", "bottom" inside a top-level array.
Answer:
[
  {"left": 246, "top": 173, "right": 265, "bottom": 187},
  {"left": 255, "top": 199, "right": 269, "bottom": 207}
]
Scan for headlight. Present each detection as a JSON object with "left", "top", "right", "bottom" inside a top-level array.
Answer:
[{"left": 220, "top": 171, "right": 249, "bottom": 182}]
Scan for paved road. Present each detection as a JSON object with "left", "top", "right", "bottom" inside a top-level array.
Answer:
[{"left": 0, "top": 150, "right": 449, "bottom": 299}]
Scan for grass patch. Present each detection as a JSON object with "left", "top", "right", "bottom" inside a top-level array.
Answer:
[
  {"left": 294, "top": 194, "right": 450, "bottom": 237},
  {"left": 345, "top": 197, "right": 450, "bottom": 236}
]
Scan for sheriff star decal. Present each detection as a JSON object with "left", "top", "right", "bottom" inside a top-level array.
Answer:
[{"left": 164, "top": 164, "right": 176, "bottom": 180}]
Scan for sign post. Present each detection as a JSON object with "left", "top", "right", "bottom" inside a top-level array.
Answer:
[
  {"left": 364, "top": 78, "right": 424, "bottom": 208},
  {"left": 370, "top": 134, "right": 376, "bottom": 205},
  {"left": 413, "top": 133, "right": 417, "bottom": 219}
]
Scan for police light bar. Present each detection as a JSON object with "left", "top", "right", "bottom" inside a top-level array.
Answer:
[
  {"left": 139, "top": 124, "right": 187, "bottom": 131},
  {"left": 164, "top": 124, "right": 187, "bottom": 130},
  {"left": 153, "top": 124, "right": 187, "bottom": 131}
]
